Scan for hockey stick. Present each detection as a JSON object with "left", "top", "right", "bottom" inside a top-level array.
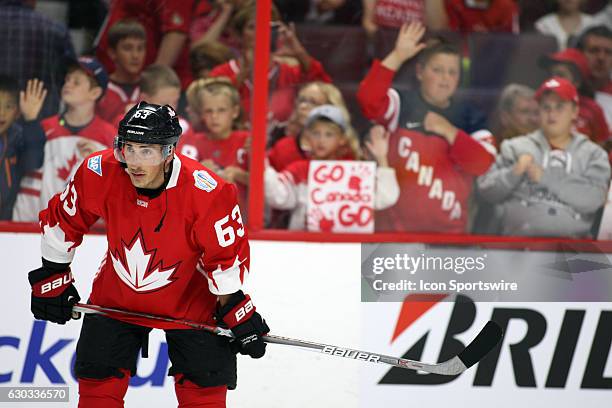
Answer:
[{"left": 73, "top": 303, "right": 502, "bottom": 375}]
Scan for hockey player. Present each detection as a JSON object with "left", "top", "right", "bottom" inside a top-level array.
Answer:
[{"left": 27, "top": 102, "right": 269, "bottom": 407}]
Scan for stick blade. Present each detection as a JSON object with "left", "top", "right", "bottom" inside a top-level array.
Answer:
[{"left": 457, "top": 321, "right": 503, "bottom": 368}]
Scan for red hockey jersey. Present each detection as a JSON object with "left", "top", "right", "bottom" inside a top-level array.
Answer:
[{"left": 39, "top": 150, "right": 249, "bottom": 327}]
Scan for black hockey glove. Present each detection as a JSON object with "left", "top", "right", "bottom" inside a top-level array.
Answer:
[
  {"left": 29, "top": 262, "right": 81, "bottom": 325},
  {"left": 215, "top": 291, "right": 269, "bottom": 359}
]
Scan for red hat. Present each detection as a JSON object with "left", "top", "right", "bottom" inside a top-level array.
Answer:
[
  {"left": 535, "top": 77, "right": 579, "bottom": 104},
  {"left": 538, "top": 48, "right": 591, "bottom": 80}
]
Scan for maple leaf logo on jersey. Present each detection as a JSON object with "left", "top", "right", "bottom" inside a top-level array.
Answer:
[
  {"left": 57, "top": 154, "right": 79, "bottom": 181},
  {"left": 110, "top": 230, "right": 180, "bottom": 293}
]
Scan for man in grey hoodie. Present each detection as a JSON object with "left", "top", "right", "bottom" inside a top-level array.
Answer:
[{"left": 478, "top": 77, "right": 611, "bottom": 238}]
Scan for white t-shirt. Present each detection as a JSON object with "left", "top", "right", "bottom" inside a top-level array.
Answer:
[{"left": 535, "top": 13, "right": 597, "bottom": 49}]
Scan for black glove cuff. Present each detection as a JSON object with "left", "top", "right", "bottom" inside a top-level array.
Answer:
[
  {"left": 216, "top": 290, "right": 246, "bottom": 317},
  {"left": 42, "top": 258, "right": 71, "bottom": 272}
]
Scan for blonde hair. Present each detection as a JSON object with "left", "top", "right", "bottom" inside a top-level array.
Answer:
[
  {"left": 186, "top": 77, "right": 243, "bottom": 128},
  {"left": 296, "top": 82, "right": 361, "bottom": 159}
]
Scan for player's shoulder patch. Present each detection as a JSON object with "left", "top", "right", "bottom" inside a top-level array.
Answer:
[
  {"left": 87, "top": 154, "right": 103, "bottom": 176},
  {"left": 193, "top": 170, "right": 217, "bottom": 192}
]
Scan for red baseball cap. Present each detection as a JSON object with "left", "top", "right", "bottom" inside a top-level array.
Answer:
[
  {"left": 535, "top": 77, "right": 579, "bottom": 104},
  {"left": 538, "top": 48, "right": 591, "bottom": 80}
]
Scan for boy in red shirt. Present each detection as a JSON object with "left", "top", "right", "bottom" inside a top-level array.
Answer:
[
  {"left": 180, "top": 78, "right": 249, "bottom": 209},
  {"left": 96, "top": 20, "right": 146, "bottom": 123}
]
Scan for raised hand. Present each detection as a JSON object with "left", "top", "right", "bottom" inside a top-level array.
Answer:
[
  {"left": 365, "top": 125, "right": 391, "bottom": 167},
  {"left": 20, "top": 79, "right": 47, "bottom": 121},
  {"left": 382, "top": 22, "right": 427, "bottom": 70},
  {"left": 272, "top": 22, "right": 308, "bottom": 59}
]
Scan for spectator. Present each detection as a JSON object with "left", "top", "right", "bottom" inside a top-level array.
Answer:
[
  {"left": 209, "top": 3, "right": 331, "bottom": 130},
  {"left": 478, "top": 77, "right": 610, "bottom": 237},
  {"left": 577, "top": 25, "right": 612, "bottom": 129},
  {"left": 357, "top": 22, "right": 495, "bottom": 233},
  {"left": 181, "top": 77, "right": 249, "bottom": 211},
  {"left": 535, "top": 0, "right": 597, "bottom": 50},
  {"left": 493, "top": 83, "right": 540, "bottom": 143},
  {"left": 445, "top": 0, "right": 519, "bottom": 33},
  {"left": 12, "top": 57, "right": 116, "bottom": 222},
  {"left": 96, "top": 19, "right": 146, "bottom": 124},
  {"left": 361, "top": 0, "right": 448, "bottom": 37},
  {"left": 179, "top": 77, "right": 247, "bottom": 176},
  {"left": 268, "top": 81, "right": 352, "bottom": 171},
  {"left": 114, "top": 64, "right": 196, "bottom": 147},
  {"left": 539, "top": 47, "right": 609, "bottom": 143},
  {"left": 0, "top": 77, "right": 46, "bottom": 219},
  {"left": 190, "top": 40, "right": 234, "bottom": 80},
  {"left": 0, "top": 0, "right": 76, "bottom": 118},
  {"left": 95, "top": 0, "right": 196, "bottom": 89},
  {"left": 264, "top": 105, "right": 399, "bottom": 230}
]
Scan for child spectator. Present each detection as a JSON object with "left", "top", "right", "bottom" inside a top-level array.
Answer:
[
  {"left": 180, "top": 77, "right": 247, "bottom": 171},
  {"left": 124, "top": 64, "right": 196, "bottom": 150},
  {"left": 0, "top": 77, "right": 46, "bottom": 219},
  {"left": 265, "top": 105, "right": 399, "bottom": 230},
  {"left": 268, "top": 81, "right": 351, "bottom": 172},
  {"left": 493, "top": 83, "right": 540, "bottom": 143},
  {"left": 12, "top": 57, "right": 116, "bottom": 222},
  {"left": 577, "top": 26, "right": 612, "bottom": 129},
  {"left": 478, "top": 77, "right": 610, "bottom": 237},
  {"left": 539, "top": 47, "right": 609, "bottom": 143},
  {"left": 110, "top": 65, "right": 193, "bottom": 139},
  {"left": 445, "top": 0, "right": 519, "bottom": 33},
  {"left": 535, "top": 0, "right": 597, "bottom": 50},
  {"left": 96, "top": 20, "right": 146, "bottom": 124},
  {"left": 357, "top": 22, "right": 496, "bottom": 233},
  {"left": 180, "top": 77, "right": 249, "bottom": 208},
  {"left": 95, "top": 0, "right": 196, "bottom": 89},
  {"left": 190, "top": 40, "right": 234, "bottom": 80},
  {"left": 209, "top": 3, "right": 331, "bottom": 129}
]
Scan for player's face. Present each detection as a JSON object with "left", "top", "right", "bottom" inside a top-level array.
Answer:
[
  {"left": 538, "top": 92, "right": 578, "bottom": 137},
  {"left": 0, "top": 91, "right": 19, "bottom": 135},
  {"left": 306, "top": 121, "right": 346, "bottom": 160},
  {"left": 123, "top": 142, "right": 169, "bottom": 189},
  {"left": 200, "top": 92, "right": 239, "bottom": 138},
  {"left": 417, "top": 53, "right": 461, "bottom": 108},
  {"left": 142, "top": 86, "right": 181, "bottom": 111},
  {"left": 582, "top": 35, "right": 612, "bottom": 82},
  {"left": 502, "top": 95, "right": 540, "bottom": 135},
  {"left": 62, "top": 70, "right": 100, "bottom": 105},
  {"left": 110, "top": 37, "right": 146, "bottom": 76},
  {"left": 295, "top": 84, "right": 328, "bottom": 126}
]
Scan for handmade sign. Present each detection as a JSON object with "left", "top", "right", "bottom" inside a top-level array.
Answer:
[{"left": 307, "top": 160, "right": 376, "bottom": 233}]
